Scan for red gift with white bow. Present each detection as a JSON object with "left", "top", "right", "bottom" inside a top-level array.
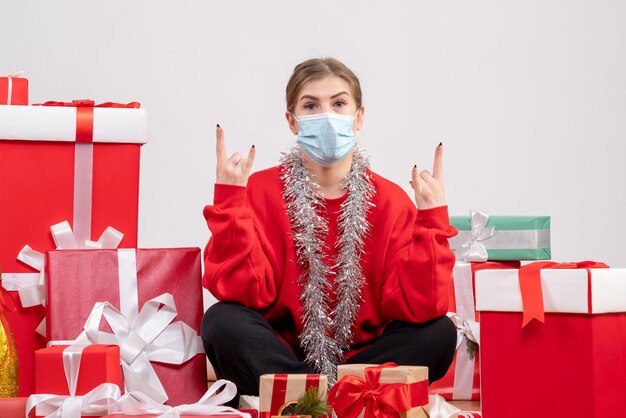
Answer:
[
  {"left": 45, "top": 247, "right": 207, "bottom": 406},
  {"left": 27, "top": 344, "right": 122, "bottom": 418},
  {"left": 0, "top": 100, "right": 146, "bottom": 396}
]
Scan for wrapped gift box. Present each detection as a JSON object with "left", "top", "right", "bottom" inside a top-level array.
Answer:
[
  {"left": 259, "top": 374, "right": 327, "bottom": 418},
  {"left": 0, "top": 101, "right": 146, "bottom": 396},
  {"left": 429, "top": 260, "right": 519, "bottom": 400},
  {"left": 0, "top": 75, "right": 28, "bottom": 105},
  {"left": 45, "top": 247, "right": 207, "bottom": 406},
  {"left": 449, "top": 212, "right": 550, "bottom": 261},
  {"left": 475, "top": 264, "right": 626, "bottom": 418},
  {"left": 331, "top": 364, "right": 429, "bottom": 418},
  {"left": 30, "top": 344, "right": 122, "bottom": 418},
  {"left": 35, "top": 344, "right": 122, "bottom": 395}
]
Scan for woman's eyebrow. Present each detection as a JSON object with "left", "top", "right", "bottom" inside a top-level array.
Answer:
[
  {"left": 299, "top": 91, "right": 350, "bottom": 102},
  {"left": 299, "top": 94, "right": 319, "bottom": 102}
]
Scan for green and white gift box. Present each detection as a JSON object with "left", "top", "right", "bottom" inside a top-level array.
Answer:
[{"left": 449, "top": 211, "right": 551, "bottom": 261}]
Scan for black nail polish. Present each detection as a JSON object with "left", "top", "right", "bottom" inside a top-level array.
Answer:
[
  {"left": 252, "top": 145, "right": 255, "bottom": 149},
  {"left": 438, "top": 142, "right": 443, "bottom": 147},
  {"left": 217, "top": 123, "right": 221, "bottom": 128},
  {"left": 414, "top": 164, "right": 417, "bottom": 169}
]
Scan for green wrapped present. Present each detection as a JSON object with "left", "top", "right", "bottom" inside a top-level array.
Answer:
[{"left": 449, "top": 211, "right": 551, "bottom": 261}]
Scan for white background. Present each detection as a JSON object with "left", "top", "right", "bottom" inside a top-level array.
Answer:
[{"left": 2, "top": 1, "right": 626, "bottom": 267}]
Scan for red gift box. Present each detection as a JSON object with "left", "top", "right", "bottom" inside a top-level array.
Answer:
[
  {"left": 29, "top": 344, "right": 122, "bottom": 418},
  {"left": 475, "top": 263, "right": 626, "bottom": 418},
  {"left": 0, "top": 74, "right": 28, "bottom": 105},
  {"left": 0, "top": 101, "right": 146, "bottom": 396},
  {"left": 45, "top": 247, "right": 207, "bottom": 406},
  {"left": 429, "top": 260, "right": 519, "bottom": 401},
  {"left": 34, "top": 345, "right": 122, "bottom": 395}
]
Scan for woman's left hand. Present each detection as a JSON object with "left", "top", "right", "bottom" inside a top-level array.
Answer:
[{"left": 409, "top": 143, "right": 447, "bottom": 210}]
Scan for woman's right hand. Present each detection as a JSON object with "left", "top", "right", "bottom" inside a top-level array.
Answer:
[{"left": 215, "top": 124, "right": 256, "bottom": 186}]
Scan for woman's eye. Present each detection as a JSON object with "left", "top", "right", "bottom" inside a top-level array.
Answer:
[
  {"left": 304, "top": 103, "right": 318, "bottom": 110},
  {"left": 334, "top": 100, "right": 347, "bottom": 107}
]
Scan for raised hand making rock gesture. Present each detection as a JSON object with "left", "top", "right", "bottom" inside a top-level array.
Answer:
[
  {"left": 215, "top": 124, "right": 256, "bottom": 186},
  {"left": 410, "top": 143, "right": 446, "bottom": 210}
]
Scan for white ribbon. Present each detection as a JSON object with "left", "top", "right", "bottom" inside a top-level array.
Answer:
[
  {"left": 448, "top": 313, "right": 480, "bottom": 349},
  {"left": 26, "top": 345, "right": 121, "bottom": 418},
  {"left": 447, "top": 262, "right": 481, "bottom": 400},
  {"left": 117, "top": 380, "right": 251, "bottom": 418},
  {"left": 69, "top": 262, "right": 202, "bottom": 405},
  {"left": 457, "top": 210, "right": 495, "bottom": 262},
  {"left": 2, "top": 245, "right": 45, "bottom": 307},
  {"left": 428, "top": 394, "right": 462, "bottom": 418}
]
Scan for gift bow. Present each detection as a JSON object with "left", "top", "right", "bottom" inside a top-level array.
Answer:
[
  {"left": 72, "top": 293, "right": 202, "bottom": 404},
  {"left": 36, "top": 99, "right": 141, "bottom": 108},
  {"left": 328, "top": 363, "right": 429, "bottom": 418},
  {"left": 26, "top": 345, "right": 121, "bottom": 418},
  {"left": 519, "top": 260, "right": 610, "bottom": 327},
  {"left": 1, "top": 70, "right": 25, "bottom": 77},
  {"left": 458, "top": 210, "right": 495, "bottom": 262},
  {"left": 448, "top": 313, "right": 480, "bottom": 349},
  {"left": 428, "top": 394, "right": 462, "bottom": 418},
  {"left": 118, "top": 380, "right": 251, "bottom": 418}
]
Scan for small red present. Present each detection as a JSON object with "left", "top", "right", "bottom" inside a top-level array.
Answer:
[
  {"left": 27, "top": 344, "right": 122, "bottom": 418},
  {"left": 476, "top": 261, "right": 626, "bottom": 418},
  {"left": 45, "top": 247, "right": 207, "bottom": 406},
  {"left": 259, "top": 374, "right": 328, "bottom": 418},
  {"left": 0, "top": 100, "right": 145, "bottom": 396},
  {"left": 0, "top": 73, "right": 28, "bottom": 105},
  {"left": 429, "top": 260, "right": 519, "bottom": 401}
]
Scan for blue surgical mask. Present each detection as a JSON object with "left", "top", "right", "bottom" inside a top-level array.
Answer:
[{"left": 293, "top": 111, "right": 358, "bottom": 167}]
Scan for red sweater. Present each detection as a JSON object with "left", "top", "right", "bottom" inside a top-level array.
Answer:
[{"left": 203, "top": 166, "right": 457, "bottom": 359}]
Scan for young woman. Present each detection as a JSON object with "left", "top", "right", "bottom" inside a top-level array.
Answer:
[{"left": 201, "top": 58, "right": 458, "bottom": 396}]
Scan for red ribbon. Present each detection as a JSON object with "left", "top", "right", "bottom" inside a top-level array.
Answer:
[
  {"left": 519, "top": 261, "right": 610, "bottom": 327},
  {"left": 33, "top": 100, "right": 141, "bottom": 143},
  {"left": 34, "top": 99, "right": 141, "bottom": 108},
  {"left": 328, "top": 363, "right": 429, "bottom": 418}
]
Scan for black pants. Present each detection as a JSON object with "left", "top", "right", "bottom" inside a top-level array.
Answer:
[{"left": 201, "top": 302, "right": 457, "bottom": 396}]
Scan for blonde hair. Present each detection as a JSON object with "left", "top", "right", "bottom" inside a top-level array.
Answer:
[{"left": 286, "top": 58, "right": 362, "bottom": 113}]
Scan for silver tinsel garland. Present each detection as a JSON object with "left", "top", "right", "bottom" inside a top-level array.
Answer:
[{"left": 280, "top": 146, "right": 375, "bottom": 384}]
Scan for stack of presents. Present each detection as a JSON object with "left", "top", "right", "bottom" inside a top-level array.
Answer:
[{"left": 1, "top": 73, "right": 624, "bottom": 418}]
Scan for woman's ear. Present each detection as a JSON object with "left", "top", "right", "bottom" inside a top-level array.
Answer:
[
  {"left": 285, "top": 111, "right": 299, "bottom": 135},
  {"left": 354, "top": 106, "right": 365, "bottom": 132}
]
